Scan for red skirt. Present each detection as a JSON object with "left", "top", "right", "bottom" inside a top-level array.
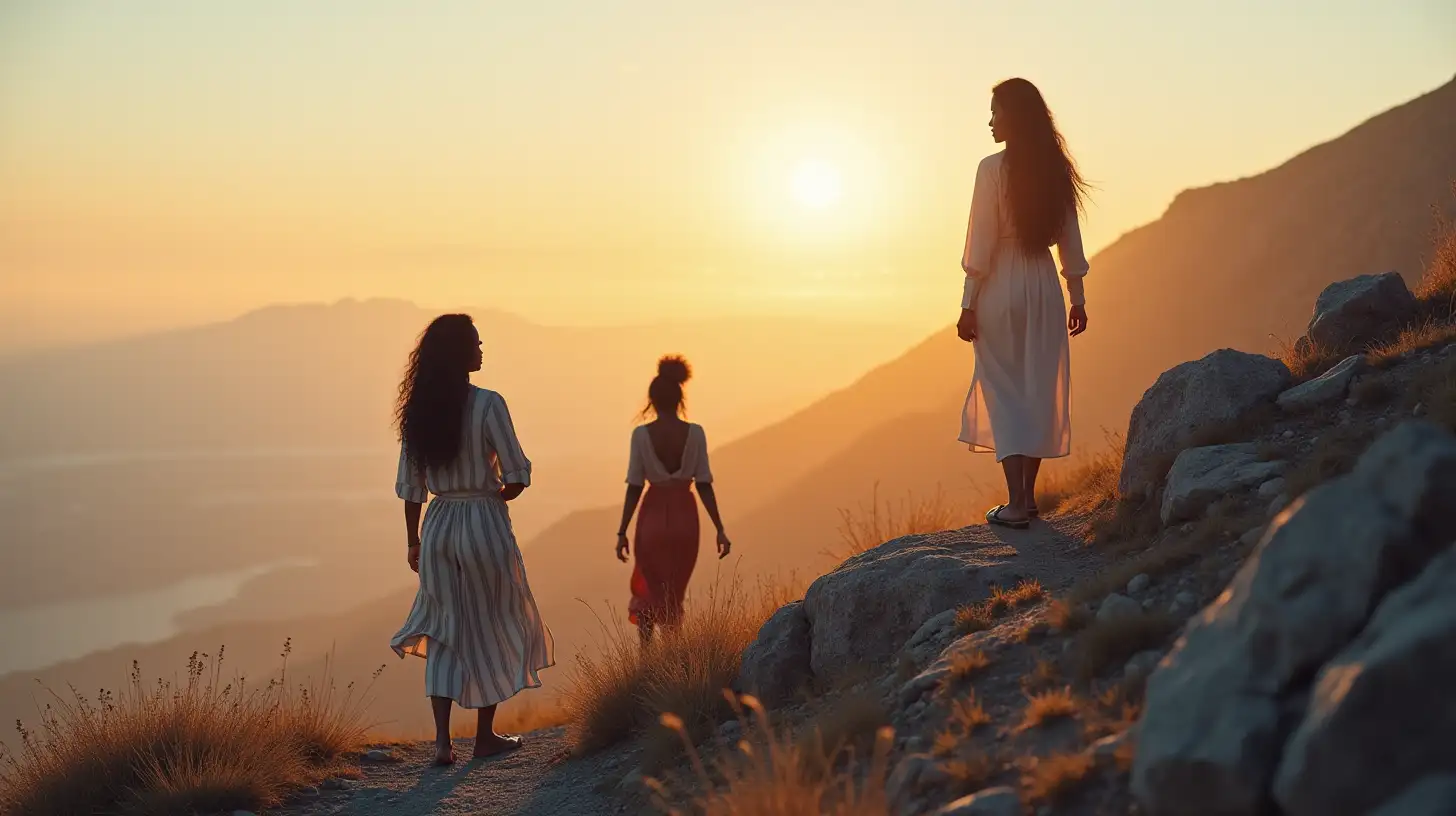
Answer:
[{"left": 629, "top": 482, "right": 700, "bottom": 627}]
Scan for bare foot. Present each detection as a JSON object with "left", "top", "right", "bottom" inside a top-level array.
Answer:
[
  {"left": 433, "top": 743, "right": 456, "bottom": 766},
  {"left": 472, "top": 732, "right": 523, "bottom": 759}
]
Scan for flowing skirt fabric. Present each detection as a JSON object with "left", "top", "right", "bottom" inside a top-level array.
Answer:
[{"left": 629, "top": 483, "right": 700, "bottom": 627}]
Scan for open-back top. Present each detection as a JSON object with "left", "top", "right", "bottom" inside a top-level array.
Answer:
[{"left": 625, "top": 423, "right": 713, "bottom": 487}]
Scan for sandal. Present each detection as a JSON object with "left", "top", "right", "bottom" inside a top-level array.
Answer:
[{"left": 986, "top": 505, "right": 1030, "bottom": 530}]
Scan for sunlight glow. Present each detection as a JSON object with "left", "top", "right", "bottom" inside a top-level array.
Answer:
[{"left": 789, "top": 159, "right": 843, "bottom": 209}]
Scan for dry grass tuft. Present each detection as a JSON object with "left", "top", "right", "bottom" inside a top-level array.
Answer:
[
  {"left": 952, "top": 604, "right": 994, "bottom": 636},
  {"left": 953, "top": 579, "right": 1044, "bottom": 638},
  {"left": 1416, "top": 182, "right": 1456, "bottom": 313},
  {"left": 1019, "top": 687, "right": 1080, "bottom": 731},
  {"left": 0, "top": 646, "right": 375, "bottom": 816},
  {"left": 1350, "top": 371, "right": 1398, "bottom": 407},
  {"left": 943, "top": 650, "right": 992, "bottom": 686},
  {"left": 650, "top": 694, "right": 892, "bottom": 816},
  {"left": 1406, "top": 355, "right": 1456, "bottom": 432},
  {"left": 1020, "top": 659, "right": 1062, "bottom": 695},
  {"left": 1367, "top": 318, "right": 1456, "bottom": 367},
  {"left": 942, "top": 753, "right": 997, "bottom": 792},
  {"left": 1044, "top": 432, "right": 1125, "bottom": 518},
  {"left": 564, "top": 575, "right": 801, "bottom": 762},
  {"left": 947, "top": 695, "right": 991, "bottom": 734},
  {"left": 1045, "top": 598, "right": 1090, "bottom": 634},
  {"left": 833, "top": 483, "right": 971, "bottom": 560},
  {"left": 795, "top": 691, "right": 888, "bottom": 777},
  {"left": 1022, "top": 751, "right": 1095, "bottom": 805},
  {"left": 1074, "top": 613, "right": 1181, "bottom": 682}
]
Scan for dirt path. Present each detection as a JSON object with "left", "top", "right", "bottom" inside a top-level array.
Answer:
[
  {"left": 280, "top": 727, "right": 637, "bottom": 816},
  {"left": 277, "top": 515, "right": 1098, "bottom": 816}
]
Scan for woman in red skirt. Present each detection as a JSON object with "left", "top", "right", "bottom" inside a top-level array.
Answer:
[{"left": 614, "top": 356, "right": 732, "bottom": 643}]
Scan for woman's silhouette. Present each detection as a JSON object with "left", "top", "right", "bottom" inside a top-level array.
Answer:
[
  {"left": 957, "top": 78, "right": 1092, "bottom": 529},
  {"left": 388, "top": 314, "right": 554, "bottom": 765},
  {"left": 614, "top": 356, "right": 731, "bottom": 642}
]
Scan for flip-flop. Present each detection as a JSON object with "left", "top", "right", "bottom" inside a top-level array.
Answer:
[{"left": 986, "top": 504, "right": 1030, "bottom": 530}]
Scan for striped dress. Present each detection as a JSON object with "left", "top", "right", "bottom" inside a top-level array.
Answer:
[{"left": 390, "top": 386, "right": 555, "bottom": 709}]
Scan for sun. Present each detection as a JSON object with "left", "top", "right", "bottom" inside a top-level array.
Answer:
[{"left": 789, "top": 159, "right": 843, "bottom": 209}]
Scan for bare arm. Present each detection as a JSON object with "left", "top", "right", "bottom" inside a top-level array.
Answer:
[
  {"left": 615, "top": 484, "right": 645, "bottom": 562},
  {"left": 697, "top": 483, "right": 732, "bottom": 559},
  {"left": 404, "top": 500, "right": 423, "bottom": 572}
]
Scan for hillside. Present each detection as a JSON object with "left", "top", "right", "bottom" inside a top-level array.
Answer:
[{"left": 4, "top": 76, "right": 1454, "bottom": 743}]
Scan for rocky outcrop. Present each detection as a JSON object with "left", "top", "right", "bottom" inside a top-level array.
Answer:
[
  {"left": 1132, "top": 421, "right": 1456, "bottom": 816},
  {"left": 1368, "top": 777, "right": 1456, "bottom": 816},
  {"left": 800, "top": 536, "right": 1027, "bottom": 683},
  {"left": 1276, "top": 354, "right": 1366, "bottom": 411},
  {"left": 931, "top": 787, "right": 1021, "bottom": 816},
  {"left": 1306, "top": 272, "right": 1416, "bottom": 351},
  {"left": 1273, "top": 546, "right": 1456, "bottom": 816},
  {"left": 1159, "top": 442, "right": 1285, "bottom": 524},
  {"left": 1119, "top": 349, "right": 1291, "bottom": 499},
  {"left": 736, "top": 601, "right": 812, "bottom": 706}
]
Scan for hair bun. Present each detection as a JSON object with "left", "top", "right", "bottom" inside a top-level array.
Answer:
[{"left": 656, "top": 355, "right": 692, "bottom": 385}]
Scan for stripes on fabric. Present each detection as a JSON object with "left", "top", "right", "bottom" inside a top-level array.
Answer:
[{"left": 390, "top": 387, "right": 554, "bottom": 709}]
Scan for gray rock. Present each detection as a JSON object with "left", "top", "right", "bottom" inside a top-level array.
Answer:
[
  {"left": 801, "top": 536, "right": 1036, "bottom": 683},
  {"left": 320, "top": 777, "right": 350, "bottom": 791},
  {"left": 899, "top": 664, "right": 950, "bottom": 706},
  {"left": 1097, "top": 593, "right": 1142, "bottom": 624},
  {"left": 903, "top": 608, "right": 959, "bottom": 665},
  {"left": 1119, "top": 349, "right": 1291, "bottom": 499},
  {"left": 1277, "top": 355, "right": 1367, "bottom": 411},
  {"left": 1124, "top": 649, "right": 1163, "bottom": 683},
  {"left": 1268, "top": 493, "right": 1291, "bottom": 518},
  {"left": 1368, "top": 776, "right": 1456, "bottom": 816},
  {"left": 717, "top": 720, "right": 742, "bottom": 741},
  {"left": 1132, "top": 422, "right": 1456, "bottom": 816},
  {"left": 887, "top": 754, "right": 949, "bottom": 806},
  {"left": 1414, "top": 402, "right": 1427, "bottom": 417},
  {"left": 1238, "top": 527, "right": 1264, "bottom": 548},
  {"left": 1338, "top": 409, "right": 1353, "bottom": 424},
  {"left": 1257, "top": 477, "right": 1287, "bottom": 500},
  {"left": 362, "top": 748, "right": 394, "bottom": 763},
  {"left": 1127, "top": 573, "right": 1151, "bottom": 594},
  {"left": 1273, "top": 547, "right": 1456, "bottom": 816},
  {"left": 619, "top": 768, "right": 644, "bottom": 791},
  {"left": 1160, "top": 443, "right": 1285, "bottom": 524},
  {"left": 933, "top": 786, "right": 1022, "bottom": 816},
  {"left": 1307, "top": 272, "right": 1416, "bottom": 351},
  {"left": 1282, "top": 430, "right": 1295, "bottom": 439},
  {"left": 1174, "top": 591, "right": 1198, "bottom": 608},
  {"left": 1141, "top": 598, "right": 1156, "bottom": 610},
  {"left": 736, "top": 600, "right": 812, "bottom": 706}
]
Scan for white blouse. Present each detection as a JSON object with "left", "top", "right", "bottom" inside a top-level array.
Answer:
[{"left": 625, "top": 423, "right": 713, "bottom": 487}]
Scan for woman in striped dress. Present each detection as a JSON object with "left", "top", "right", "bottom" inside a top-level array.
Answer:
[{"left": 389, "top": 313, "right": 554, "bottom": 765}]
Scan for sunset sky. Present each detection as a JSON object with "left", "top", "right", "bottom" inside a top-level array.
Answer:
[{"left": 1, "top": 0, "right": 1452, "bottom": 348}]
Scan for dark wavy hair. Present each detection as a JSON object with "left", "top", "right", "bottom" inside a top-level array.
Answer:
[
  {"left": 641, "top": 355, "right": 691, "bottom": 420},
  {"left": 992, "top": 78, "right": 1091, "bottom": 254},
  {"left": 395, "top": 314, "right": 477, "bottom": 469}
]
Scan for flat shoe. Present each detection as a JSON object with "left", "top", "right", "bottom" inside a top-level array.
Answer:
[
  {"left": 472, "top": 734, "right": 524, "bottom": 760},
  {"left": 986, "top": 504, "right": 1030, "bottom": 530}
]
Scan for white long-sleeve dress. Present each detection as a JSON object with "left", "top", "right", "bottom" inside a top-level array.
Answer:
[
  {"left": 390, "top": 386, "right": 554, "bottom": 708},
  {"left": 959, "top": 150, "right": 1090, "bottom": 461}
]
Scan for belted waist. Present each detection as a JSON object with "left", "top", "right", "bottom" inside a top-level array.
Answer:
[
  {"left": 646, "top": 480, "right": 693, "bottom": 492},
  {"left": 431, "top": 490, "right": 501, "bottom": 502}
]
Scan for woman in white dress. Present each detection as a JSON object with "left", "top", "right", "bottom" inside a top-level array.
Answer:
[
  {"left": 957, "top": 77, "right": 1092, "bottom": 530},
  {"left": 390, "top": 314, "right": 554, "bottom": 765},
  {"left": 614, "top": 356, "right": 732, "bottom": 644}
]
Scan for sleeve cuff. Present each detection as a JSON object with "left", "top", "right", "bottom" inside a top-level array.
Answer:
[
  {"left": 501, "top": 469, "right": 532, "bottom": 487},
  {"left": 961, "top": 275, "right": 979, "bottom": 310},
  {"left": 1064, "top": 275, "right": 1086, "bottom": 307},
  {"left": 396, "top": 484, "right": 429, "bottom": 503}
]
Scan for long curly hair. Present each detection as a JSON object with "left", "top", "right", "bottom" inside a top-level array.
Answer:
[
  {"left": 640, "top": 355, "right": 691, "bottom": 420},
  {"left": 395, "top": 314, "right": 477, "bottom": 470},
  {"left": 992, "top": 77, "right": 1091, "bottom": 254}
]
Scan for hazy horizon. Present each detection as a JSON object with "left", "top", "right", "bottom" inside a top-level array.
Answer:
[{"left": 3, "top": 1, "right": 1453, "bottom": 350}]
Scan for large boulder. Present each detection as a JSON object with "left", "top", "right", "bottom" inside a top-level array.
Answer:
[
  {"left": 1369, "top": 777, "right": 1456, "bottom": 816},
  {"left": 800, "top": 533, "right": 1029, "bottom": 683},
  {"left": 1276, "top": 354, "right": 1366, "bottom": 411},
  {"left": 1273, "top": 547, "right": 1456, "bottom": 816},
  {"left": 736, "top": 601, "right": 812, "bottom": 706},
  {"left": 1160, "top": 443, "right": 1286, "bottom": 524},
  {"left": 1306, "top": 272, "right": 1416, "bottom": 351},
  {"left": 1119, "top": 349, "right": 1291, "bottom": 499},
  {"left": 1131, "top": 422, "right": 1456, "bottom": 816}
]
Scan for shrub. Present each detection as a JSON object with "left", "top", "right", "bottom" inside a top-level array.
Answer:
[
  {"left": 563, "top": 575, "right": 801, "bottom": 763},
  {"left": 1022, "top": 751, "right": 1095, "bottom": 805},
  {"left": 0, "top": 645, "right": 375, "bottom": 816},
  {"left": 1019, "top": 687, "right": 1080, "bottom": 730},
  {"left": 649, "top": 695, "right": 892, "bottom": 816}
]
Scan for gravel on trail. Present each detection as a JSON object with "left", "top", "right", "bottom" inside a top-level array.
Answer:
[{"left": 279, "top": 727, "right": 642, "bottom": 816}]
